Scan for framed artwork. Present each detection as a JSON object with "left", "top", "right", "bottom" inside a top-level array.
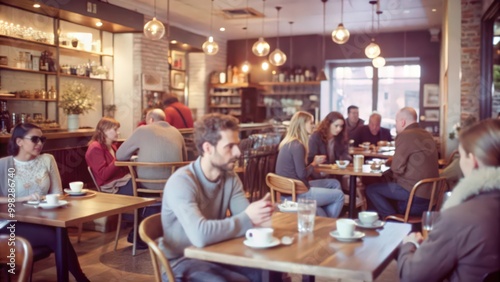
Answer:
[
  {"left": 171, "top": 70, "right": 185, "bottom": 90},
  {"left": 424, "top": 109, "right": 440, "bottom": 122},
  {"left": 423, "top": 84, "right": 440, "bottom": 107},
  {"left": 142, "top": 72, "right": 163, "bottom": 91},
  {"left": 171, "top": 50, "right": 186, "bottom": 70}
]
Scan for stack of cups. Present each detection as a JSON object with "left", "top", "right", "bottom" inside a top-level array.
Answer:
[{"left": 353, "top": 154, "right": 364, "bottom": 171}]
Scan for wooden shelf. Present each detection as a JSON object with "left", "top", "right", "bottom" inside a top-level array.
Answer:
[
  {"left": 210, "top": 94, "right": 240, "bottom": 97},
  {"left": 210, "top": 83, "right": 261, "bottom": 89},
  {"left": 261, "top": 92, "right": 316, "bottom": 96},
  {"left": 209, "top": 104, "right": 241, "bottom": 108},
  {"left": 259, "top": 81, "right": 320, "bottom": 86},
  {"left": 59, "top": 45, "right": 113, "bottom": 57},
  {"left": 0, "top": 65, "right": 56, "bottom": 75},
  {"left": 0, "top": 97, "right": 56, "bottom": 101},
  {"left": 0, "top": 35, "right": 55, "bottom": 49},
  {"left": 59, "top": 73, "right": 113, "bottom": 81}
]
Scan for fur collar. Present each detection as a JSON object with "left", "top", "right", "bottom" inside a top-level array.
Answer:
[{"left": 442, "top": 166, "right": 500, "bottom": 211}]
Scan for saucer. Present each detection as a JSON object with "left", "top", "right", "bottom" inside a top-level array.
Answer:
[
  {"left": 243, "top": 237, "right": 281, "bottom": 249},
  {"left": 38, "top": 200, "right": 68, "bottom": 209},
  {"left": 64, "top": 189, "right": 88, "bottom": 196},
  {"left": 330, "top": 230, "right": 365, "bottom": 242},
  {"left": 354, "top": 219, "right": 385, "bottom": 229},
  {"left": 278, "top": 202, "right": 298, "bottom": 212}
]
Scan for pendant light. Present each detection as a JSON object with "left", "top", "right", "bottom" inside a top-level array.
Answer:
[
  {"left": 331, "top": 0, "right": 350, "bottom": 44},
  {"left": 372, "top": 8, "right": 385, "bottom": 68},
  {"left": 365, "top": 1, "right": 380, "bottom": 58},
  {"left": 289, "top": 21, "right": 294, "bottom": 69},
  {"left": 318, "top": 0, "right": 328, "bottom": 81},
  {"left": 252, "top": 0, "right": 270, "bottom": 56},
  {"left": 144, "top": 0, "right": 166, "bottom": 40},
  {"left": 269, "top": 6, "right": 286, "bottom": 66},
  {"left": 241, "top": 27, "right": 251, "bottom": 73},
  {"left": 202, "top": 0, "right": 219, "bottom": 55}
]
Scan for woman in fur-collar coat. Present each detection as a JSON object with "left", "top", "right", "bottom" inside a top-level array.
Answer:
[{"left": 397, "top": 119, "right": 500, "bottom": 282}]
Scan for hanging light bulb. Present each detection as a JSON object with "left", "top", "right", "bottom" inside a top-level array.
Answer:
[
  {"left": 203, "top": 0, "right": 219, "bottom": 55},
  {"left": 269, "top": 6, "right": 286, "bottom": 66},
  {"left": 318, "top": 0, "right": 328, "bottom": 81},
  {"left": 241, "top": 61, "right": 251, "bottom": 73},
  {"left": 331, "top": 0, "right": 350, "bottom": 44},
  {"left": 144, "top": 0, "right": 165, "bottom": 40},
  {"left": 365, "top": 40, "right": 381, "bottom": 58},
  {"left": 202, "top": 36, "right": 219, "bottom": 55},
  {"left": 252, "top": 0, "right": 270, "bottom": 56},
  {"left": 261, "top": 61, "right": 270, "bottom": 70},
  {"left": 372, "top": 56, "right": 386, "bottom": 68},
  {"left": 241, "top": 24, "right": 251, "bottom": 73}
]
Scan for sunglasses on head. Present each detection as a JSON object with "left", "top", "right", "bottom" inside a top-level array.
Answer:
[{"left": 24, "top": 136, "right": 47, "bottom": 144}]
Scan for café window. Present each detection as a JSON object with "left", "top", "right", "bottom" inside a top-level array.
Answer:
[{"left": 324, "top": 58, "right": 421, "bottom": 135}]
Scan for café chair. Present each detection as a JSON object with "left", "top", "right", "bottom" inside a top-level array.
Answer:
[
  {"left": 385, "top": 177, "right": 448, "bottom": 223},
  {"left": 139, "top": 214, "right": 175, "bottom": 282},
  {"left": 0, "top": 235, "right": 33, "bottom": 282},
  {"left": 438, "top": 149, "right": 459, "bottom": 168},
  {"left": 115, "top": 161, "right": 191, "bottom": 256},
  {"left": 483, "top": 270, "right": 500, "bottom": 282},
  {"left": 265, "top": 173, "right": 308, "bottom": 204}
]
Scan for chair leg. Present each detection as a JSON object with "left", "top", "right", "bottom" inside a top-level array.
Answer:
[
  {"left": 114, "top": 213, "right": 123, "bottom": 251},
  {"left": 132, "top": 209, "right": 138, "bottom": 256}
]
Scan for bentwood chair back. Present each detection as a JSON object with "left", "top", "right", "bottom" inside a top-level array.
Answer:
[
  {"left": 87, "top": 166, "right": 102, "bottom": 192},
  {"left": 385, "top": 177, "right": 448, "bottom": 223},
  {"left": 0, "top": 235, "right": 33, "bottom": 282},
  {"left": 265, "top": 173, "right": 308, "bottom": 204},
  {"left": 114, "top": 161, "right": 191, "bottom": 256},
  {"left": 139, "top": 214, "right": 175, "bottom": 282}
]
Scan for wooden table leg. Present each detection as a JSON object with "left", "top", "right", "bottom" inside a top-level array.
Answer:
[
  {"left": 349, "top": 175, "right": 357, "bottom": 218},
  {"left": 55, "top": 227, "right": 69, "bottom": 282}
]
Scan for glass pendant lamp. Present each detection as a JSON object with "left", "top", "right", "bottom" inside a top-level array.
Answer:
[
  {"left": 241, "top": 27, "right": 251, "bottom": 73},
  {"left": 203, "top": 0, "right": 219, "bottom": 55},
  {"left": 364, "top": 2, "right": 380, "bottom": 59},
  {"left": 372, "top": 56, "right": 386, "bottom": 68},
  {"left": 269, "top": 6, "right": 286, "bottom": 66},
  {"left": 331, "top": 0, "right": 350, "bottom": 44},
  {"left": 144, "top": 0, "right": 165, "bottom": 40},
  {"left": 318, "top": 0, "right": 328, "bottom": 81},
  {"left": 252, "top": 0, "right": 270, "bottom": 56}
]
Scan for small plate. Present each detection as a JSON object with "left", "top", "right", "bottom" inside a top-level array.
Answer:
[
  {"left": 354, "top": 219, "right": 385, "bottom": 229},
  {"left": 330, "top": 230, "right": 365, "bottom": 242},
  {"left": 38, "top": 200, "right": 68, "bottom": 209},
  {"left": 278, "top": 202, "right": 298, "bottom": 212},
  {"left": 243, "top": 237, "right": 281, "bottom": 249},
  {"left": 64, "top": 188, "right": 88, "bottom": 196}
]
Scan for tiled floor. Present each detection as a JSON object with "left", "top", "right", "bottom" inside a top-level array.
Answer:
[{"left": 29, "top": 227, "right": 399, "bottom": 282}]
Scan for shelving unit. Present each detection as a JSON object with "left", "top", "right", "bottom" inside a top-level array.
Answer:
[{"left": 0, "top": 4, "right": 113, "bottom": 128}]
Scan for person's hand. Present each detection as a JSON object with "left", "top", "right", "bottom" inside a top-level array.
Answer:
[
  {"left": 312, "top": 155, "right": 327, "bottom": 166},
  {"left": 403, "top": 232, "right": 424, "bottom": 247},
  {"left": 385, "top": 157, "right": 393, "bottom": 166},
  {"left": 21, "top": 192, "right": 41, "bottom": 202},
  {"left": 245, "top": 193, "right": 273, "bottom": 226}
]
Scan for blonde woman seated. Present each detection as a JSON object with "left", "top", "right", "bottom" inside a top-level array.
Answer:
[
  {"left": 275, "top": 111, "right": 344, "bottom": 217},
  {"left": 398, "top": 119, "right": 500, "bottom": 281}
]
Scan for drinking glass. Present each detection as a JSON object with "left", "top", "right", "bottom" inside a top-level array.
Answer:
[
  {"left": 422, "top": 211, "right": 439, "bottom": 238},
  {"left": 297, "top": 198, "right": 316, "bottom": 233}
]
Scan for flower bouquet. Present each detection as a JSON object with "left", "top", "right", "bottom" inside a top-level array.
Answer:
[{"left": 58, "top": 81, "right": 96, "bottom": 115}]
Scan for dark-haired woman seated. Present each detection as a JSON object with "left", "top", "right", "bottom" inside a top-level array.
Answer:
[
  {"left": 398, "top": 119, "right": 500, "bottom": 281},
  {"left": 0, "top": 123, "right": 89, "bottom": 282},
  {"left": 308, "top": 111, "right": 350, "bottom": 165}
]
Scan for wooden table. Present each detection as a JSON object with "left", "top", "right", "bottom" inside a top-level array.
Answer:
[
  {"left": 315, "top": 164, "right": 389, "bottom": 218},
  {"left": 0, "top": 192, "right": 156, "bottom": 282},
  {"left": 185, "top": 212, "right": 411, "bottom": 281},
  {"left": 349, "top": 147, "right": 395, "bottom": 159}
]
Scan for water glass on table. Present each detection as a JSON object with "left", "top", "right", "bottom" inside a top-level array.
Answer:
[
  {"left": 422, "top": 211, "right": 439, "bottom": 238},
  {"left": 297, "top": 198, "right": 317, "bottom": 233}
]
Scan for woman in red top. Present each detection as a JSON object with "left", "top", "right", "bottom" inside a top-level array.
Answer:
[{"left": 85, "top": 117, "right": 132, "bottom": 195}]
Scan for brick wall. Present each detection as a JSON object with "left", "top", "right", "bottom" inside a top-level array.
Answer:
[{"left": 460, "top": 0, "right": 482, "bottom": 121}]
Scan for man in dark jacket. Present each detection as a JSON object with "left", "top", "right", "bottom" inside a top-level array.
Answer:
[{"left": 351, "top": 112, "right": 392, "bottom": 146}]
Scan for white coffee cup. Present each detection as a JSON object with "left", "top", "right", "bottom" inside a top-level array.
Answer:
[
  {"left": 69, "top": 181, "right": 83, "bottom": 192},
  {"left": 358, "top": 211, "right": 379, "bottom": 225},
  {"left": 245, "top": 228, "right": 273, "bottom": 245},
  {"left": 336, "top": 219, "right": 356, "bottom": 237},
  {"left": 45, "top": 194, "right": 60, "bottom": 205}
]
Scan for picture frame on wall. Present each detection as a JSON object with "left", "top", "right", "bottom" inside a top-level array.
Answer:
[
  {"left": 142, "top": 72, "right": 163, "bottom": 91},
  {"left": 424, "top": 109, "right": 440, "bottom": 122},
  {"left": 423, "top": 84, "right": 440, "bottom": 107},
  {"left": 171, "top": 70, "right": 185, "bottom": 90},
  {"left": 171, "top": 50, "right": 186, "bottom": 70}
]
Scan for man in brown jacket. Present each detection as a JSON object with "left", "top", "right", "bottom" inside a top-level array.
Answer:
[{"left": 366, "top": 107, "right": 439, "bottom": 218}]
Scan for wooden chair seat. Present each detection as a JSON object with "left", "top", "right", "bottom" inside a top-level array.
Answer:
[
  {"left": 1, "top": 235, "right": 33, "bottom": 282},
  {"left": 139, "top": 214, "right": 175, "bottom": 282},
  {"left": 384, "top": 177, "right": 448, "bottom": 223}
]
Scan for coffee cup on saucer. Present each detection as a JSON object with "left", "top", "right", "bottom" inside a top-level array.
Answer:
[
  {"left": 358, "top": 211, "right": 379, "bottom": 226},
  {"left": 69, "top": 181, "right": 84, "bottom": 193},
  {"left": 45, "top": 194, "right": 60, "bottom": 205},
  {"left": 245, "top": 228, "right": 273, "bottom": 245},
  {"left": 336, "top": 219, "right": 356, "bottom": 237}
]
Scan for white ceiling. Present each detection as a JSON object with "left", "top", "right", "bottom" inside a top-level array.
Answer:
[{"left": 110, "top": 0, "right": 444, "bottom": 41}]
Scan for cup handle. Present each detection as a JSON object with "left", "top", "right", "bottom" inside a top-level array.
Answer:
[{"left": 245, "top": 230, "right": 253, "bottom": 240}]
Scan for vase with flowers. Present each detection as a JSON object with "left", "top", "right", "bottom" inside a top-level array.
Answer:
[{"left": 58, "top": 81, "right": 96, "bottom": 131}]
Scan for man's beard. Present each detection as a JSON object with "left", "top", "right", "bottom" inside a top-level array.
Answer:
[{"left": 211, "top": 157, "right": 238, "bottom": 172}]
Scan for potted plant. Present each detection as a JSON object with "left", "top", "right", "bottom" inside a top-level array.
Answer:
[{"left": 58, "top": 81, "right": 96, "bottom": 131}]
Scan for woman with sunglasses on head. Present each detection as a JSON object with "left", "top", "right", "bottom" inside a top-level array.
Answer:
[
  {"left": 0, "top": 123, "right": 90, "bottom": 282},
  {"left": 276, "top": 111, "right": 345, "bottom": 218},
  {"left": 398, "top": 119, "right": 500, "bottom": 281},
  {"left": 85, "top": 117, "right": 132, "bottom": 195}
]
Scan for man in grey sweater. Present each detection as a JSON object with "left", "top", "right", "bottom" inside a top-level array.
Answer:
[
  {"left": 116, "top": 109, "right": 187, "bottom": 190},
  {"left": 159, "top": 113, "right": 273, "bottom": 281}
]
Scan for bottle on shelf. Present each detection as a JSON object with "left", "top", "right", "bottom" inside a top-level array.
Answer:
[
  {"left": 48, "top": 86, "right": 56, "bottom": 99},
  {"left": 0, "top": 100, "right": 11, "bottom": 134}
]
